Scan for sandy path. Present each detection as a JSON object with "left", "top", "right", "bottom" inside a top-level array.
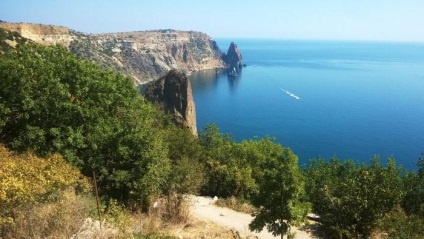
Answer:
[{"left": 188, "top": 196, "right": 316, "bottom": 239}]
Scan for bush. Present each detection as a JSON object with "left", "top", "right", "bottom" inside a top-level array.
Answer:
[
  {"left": 163, "top": 124, "right": 206, "bottom": 194},
  {"left": 0, "top": 145, "right": 91, "bottom": 238},
  {"left": 304, "top": 157, "right": 404, "bottom": 238},
  {"left": 0, "top": 43, "right": 171, "bottom": 205},
  {"left": 376, "top": 206, "right": 424, "bottom": 239}
]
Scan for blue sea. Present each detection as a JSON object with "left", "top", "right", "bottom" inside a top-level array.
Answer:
[{"left": 189, "top": 39, "right": 424, "bottom": 170}]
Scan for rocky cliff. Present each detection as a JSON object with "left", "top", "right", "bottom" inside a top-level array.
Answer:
[
  {"left": 0, "top": 22, "right": 226, "bottom": 84},
  {"left": 0, "top": 22, "right": 74, "bottom": 46},
  {"left": 144, "top": 70, "right": 197, "bottom": 136},
  {"left": 222, "top": 42, "right": 243, "bottom": 69}
]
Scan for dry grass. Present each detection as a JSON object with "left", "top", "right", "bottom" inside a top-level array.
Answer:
[
  {"left": 72, "top": 218, "right": 119, "bottom": 239},
  {"left": 2, "top": 189, "right": 94, "bottom": 239},
  {"left": 215, "top": 197, "right": 256, "bottom": 215},
  {"left": 165, "top": 217, "right": 237, "bottom": 239},
  {"left": 2, "top": 190, "right": 247, "bottom": 239},
  {"left": 160, "top": 194, "right": 190, "bottom": 224},
  {"left": 133, "top": 194, "right": 242, "bottom": 238}
]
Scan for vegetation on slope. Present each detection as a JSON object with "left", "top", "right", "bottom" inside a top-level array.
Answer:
[
  {"left": 0, "top": 145, "right": 91, "bottom": 238},
  {"left": 303, "top": 157, "right": 424, "bottom": 238},
  {"left": 0, "top": 28, "right": 28, "bottom": 53},
  {"left": 0, "top": 43, "right": 170, "bottom": 207},
  {"left": 0, "top": 42, "right": 423, "bottom": 238}
]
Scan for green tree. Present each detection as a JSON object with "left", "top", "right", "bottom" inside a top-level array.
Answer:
[
  {"left": 304, "top": 157, "right": 404, "bottom": 238},
  {"left": 402, "top": 153, "right": 424, "bottom": 217},
  {"left": 199, "top": 124, "right": 257, "bottom": 198},
  {"left": 163, "top": 122, "right": 206, "bottom": 194},
  {"left": 249, "top": 147, "right": 310, "bottom": 239},
  {"left": 0, "top": 43, "right": 170, "bottom": 205}
]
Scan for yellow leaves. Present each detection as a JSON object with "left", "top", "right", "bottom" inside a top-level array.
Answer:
[{"left": 0, "top": 144, "right": 90, "bottom": 227}]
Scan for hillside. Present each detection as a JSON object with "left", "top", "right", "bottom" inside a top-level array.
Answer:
[{"left": 0, "top": 22, "right": 225, "bottom": 84}]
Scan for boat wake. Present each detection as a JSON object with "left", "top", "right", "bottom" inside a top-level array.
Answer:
[{"left": 280, "top": 88, "right": 301, "bottom": 100}]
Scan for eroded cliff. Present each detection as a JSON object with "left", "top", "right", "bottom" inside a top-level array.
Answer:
[
  {"left": 144, "top": 70, "right": 197, "bottom": 136},
  {"left": 0, "top": 22, "right": 225, "bottom": 84}
]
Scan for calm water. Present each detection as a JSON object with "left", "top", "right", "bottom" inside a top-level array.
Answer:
[{"left": 190, "top": 39, "right": 424, "bottom": 170}]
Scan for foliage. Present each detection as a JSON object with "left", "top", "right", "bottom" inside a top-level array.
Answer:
[
  {"left": 162, "top": 123, "right": 206, "bottom": 194},
  {"left": 401, "top": 153, "right": 424, "bottom": 217},
  {"left": 249, "top": 147, "right": 310, "bottom": 238},
  {"left": 0, "top": 43, "right": 170, "bottom": 205},
  {"left": 304, "top": 157, "right": 405, "bottom": 238},
  {"left": 103, "top": 198, "right": 136, "bottom": 236},
  {"left": 199, "top": 124, "right": 257, "bottom": 198},
  {"left": 200, "top": 124, "right": 285, "bottom": 199},
  {"left": 376, "top": 206, "right": 424, "bottom": 239},
  {"left": 198, "top": 124, "right": 310, "bottom": 238},
  {"left": 0, "top": 28, "right": 28, "bottom": 54},
  {"left": 0, "top": 145, "right": 91, "bottom": 238}
]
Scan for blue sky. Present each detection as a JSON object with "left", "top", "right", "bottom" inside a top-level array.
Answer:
[{"left": 1, "top": 0, "right": 423, "bottom": 42}]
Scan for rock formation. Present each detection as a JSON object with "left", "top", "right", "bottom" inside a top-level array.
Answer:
[
  {"left": 222, "top": 42, "right": 243, "bottom": 70},
  {"left": 0, "top": 22, "right": 74, "bottom": 46},
  {"left": 144, "top": 70, "right": 197, "bottom": 136},
  {"left": 0, "top": 22, "right": 226, "bottom": 84}
]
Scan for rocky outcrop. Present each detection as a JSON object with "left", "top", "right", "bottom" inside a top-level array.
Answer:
[
  {"left": 222, "top": 42, "right": 242, "bottom": 69},
  {"left": 0, "top": 22, "right": 74, "bottom": 46},
  {"left": 0, "top": 22, "right": 226, "bottom": 84},
  {"left": 144, "top": 70, "right": 197, "bottom": 136},
  {"left": 0, "top": 28, "right": 30, "bottom": 53}
]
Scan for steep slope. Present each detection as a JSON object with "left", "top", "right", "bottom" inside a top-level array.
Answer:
[
  {"left": 144, "top": 70, "right": 197, "bottom": 136},
  {"left": 0, "top": 22, "right": 225, "bottom": 84},
  {"left": 222, "top": 42, "right": 243, "bottom": 69}
]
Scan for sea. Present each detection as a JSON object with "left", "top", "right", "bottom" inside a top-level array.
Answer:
[{"left": 189, "top": 39, "right": 424, "bottom": 170}]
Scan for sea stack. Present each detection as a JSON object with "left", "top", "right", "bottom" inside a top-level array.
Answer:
[
  {"left": 222, "top": 42, "right": 243, "bottom": 70},
  {"left": 144, "top": 70, "right": 197, "bottom": 136}
]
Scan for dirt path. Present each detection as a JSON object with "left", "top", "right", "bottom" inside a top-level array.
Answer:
[{"left": 188, "top": 196, "right": 317, "bottom": 239}]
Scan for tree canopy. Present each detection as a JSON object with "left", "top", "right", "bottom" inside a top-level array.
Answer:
[
  {"left": 303, "top": 157, "right": 410, "bottom": 238},
  {"left": 249, "top": 147, "right": 310, "bottom": 239},
  {"left": 0, "top": 43, "right": 170, "bottom": 204}
]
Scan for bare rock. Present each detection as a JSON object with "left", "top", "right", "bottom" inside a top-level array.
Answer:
[
  {"left": 222, "top": 42, "right": 243, "bottom": 69},
  {"left": 144, "top": 70, "right": 197, "bottom": 136}
]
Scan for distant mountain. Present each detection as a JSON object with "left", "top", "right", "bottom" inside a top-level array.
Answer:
[{"left": 0, "top": 22, "right": 225, "bottom": 84}]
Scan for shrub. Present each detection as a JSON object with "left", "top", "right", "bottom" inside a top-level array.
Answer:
[
  {"left": 376, "top": 206, "right": 424, "bottom": 239},
  {"left": 304, "top": 157, "right": 404, "bottom": 238},
  {"left": 0, "top": 145, "right": 91, "bottom": 238}
]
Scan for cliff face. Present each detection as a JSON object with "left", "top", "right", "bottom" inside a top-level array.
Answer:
[
  {"left": 222, "top": 42, "right": 242, "bottom": 69},
  {"left": 144, "top": 70, "right": 197, "bottom": 136},
  {"left": 0, "top": 22, "right": 225, "bottom": 84},
  {"left": 0, "top": 22, "right": 74, "bottom": 46}
]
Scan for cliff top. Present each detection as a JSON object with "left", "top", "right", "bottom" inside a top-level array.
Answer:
[
  {"left": 0, "top": 21, "right": 213, "bottom": 45},
  {"left": 0, "top": 21, "right": 225, "bottom": 84}
]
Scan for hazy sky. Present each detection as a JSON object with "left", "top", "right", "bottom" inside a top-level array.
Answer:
[{"left": 1, "top": 0, "right": 423, "bottom": 42}]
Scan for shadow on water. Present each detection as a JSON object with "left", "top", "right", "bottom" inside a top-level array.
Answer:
[
  {"left": 190, "top": 67, "right": 244, "bottom": 93},
  {"left": 189, "top": 69, "right": 220, "bottom": 91},
  {"left": 226, "top": 67, "right": 243, "bottom": 91}
]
